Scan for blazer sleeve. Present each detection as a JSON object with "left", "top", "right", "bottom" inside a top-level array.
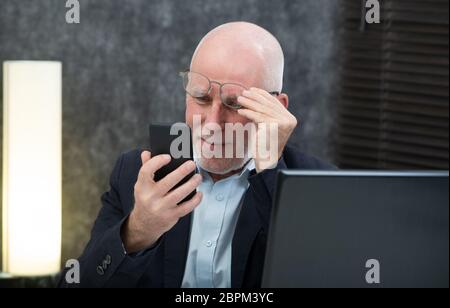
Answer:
[{"left": 58, "top": 152, "right": 159, "bottom": 288}]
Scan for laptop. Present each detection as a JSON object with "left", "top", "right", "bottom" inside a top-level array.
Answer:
[{"left": 262, "top": 171, "right": 449, "bottom": 288}]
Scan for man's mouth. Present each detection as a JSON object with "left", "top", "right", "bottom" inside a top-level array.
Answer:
[
  {"left": 201, "top": 137, "right": 227, "bottom": 146},
  {"left": 199, "top": 136, "right": 239, "bottom": 150}
]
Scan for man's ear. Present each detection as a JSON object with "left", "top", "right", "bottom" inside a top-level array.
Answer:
[{"left": 278, "top": 93, "right": 289, "bottom": 109}]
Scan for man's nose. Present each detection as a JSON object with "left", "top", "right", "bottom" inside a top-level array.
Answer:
[{"left": 204, "top": 91, "right": 227, "bottom": 126}]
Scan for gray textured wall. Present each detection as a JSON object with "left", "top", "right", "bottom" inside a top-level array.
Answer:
[{"left": 0, "top": 0, "right": 342, "bottom": 267}]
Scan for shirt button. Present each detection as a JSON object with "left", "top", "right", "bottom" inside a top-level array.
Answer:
[
  {"left": 205, "top": 240, "right": 213, "bottom": 247},
  {"left": 216, "top": 194, "right": 224, "bottom": 202}
]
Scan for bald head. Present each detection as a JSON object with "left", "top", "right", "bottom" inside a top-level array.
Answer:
[{"left": 190, "top": 22, "right": 285, "bottom": 92}]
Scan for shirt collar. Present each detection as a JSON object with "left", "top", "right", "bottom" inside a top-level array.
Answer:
[{"left": 195, "top": 159, "right": 255, "bottom": 183}]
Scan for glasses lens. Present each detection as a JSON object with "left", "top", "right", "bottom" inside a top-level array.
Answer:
[
  {"left": 182, "top": 72, "right": 211, "bottom": 99},
  {"left": 221, "top": 84, "right": 246, "bottom": 109}
]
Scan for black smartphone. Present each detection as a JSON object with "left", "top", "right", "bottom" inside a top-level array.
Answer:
[{"left": 148, "top": 123, "right": 196, "bottom": 204}]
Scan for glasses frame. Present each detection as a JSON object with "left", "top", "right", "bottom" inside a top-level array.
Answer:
[{"left": 179, "top": 70, "right": 280, "bottom": 110}]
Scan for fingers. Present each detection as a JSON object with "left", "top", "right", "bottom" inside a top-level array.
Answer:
[
  {"left": 164, "top": 173, "right": 203, "bottom": 206},
  {"left": 251, "top": 87, "right": 279, "bottom": 100},
  {"left": 242, "top": 88, "right": 285, "bottom": 110},
  {"left": 138, "top": 154, "right": 172, "bottom": 183},
  {"left": 237, "top": 96, "right": 273, "bottom": 116},
  {"left": 238, "top": 88, "right": 296, "bottom": 127},
  {"left": 141, "top": 151, "right": 151, "bottom": 165},
  {"left": 237, "top": 108, "right": 268, "bottom": 123},
  {"left": 156, "top": 160, "right": 197, "bottom": 194},
  {"left": 173, "top": 191, "right": 203, "bottom": 218},
  {"left": 242, "top": 89, "right": 271, "bottom": 107}
]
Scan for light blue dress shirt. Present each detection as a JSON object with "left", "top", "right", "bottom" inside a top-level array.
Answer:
[{"left": 181, "top": 160, "right": 255, "bottom": 288}]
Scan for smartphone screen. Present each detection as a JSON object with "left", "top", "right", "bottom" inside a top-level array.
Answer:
[{"left": 148, "top": 123, "right": 196, "bottom": 204}]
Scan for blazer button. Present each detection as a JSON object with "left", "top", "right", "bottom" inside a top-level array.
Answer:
[
  {"left": 105, "top": 254, "right": 112, "bottom": 265},
  {"left": 97, "top": 265, "right": 105, "bottom": 276}
]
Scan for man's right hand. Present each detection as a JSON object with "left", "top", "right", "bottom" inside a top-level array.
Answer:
[{"left": 122, "top": 151, "right": 203, "bottom": 253}]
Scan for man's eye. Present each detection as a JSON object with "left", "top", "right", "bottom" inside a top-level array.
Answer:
[
  {"left": 196, "top": 95, "right": 212, "bottom": 104},
  {"left": 223, "top": 96, "right": 242, "bottom": 109}
]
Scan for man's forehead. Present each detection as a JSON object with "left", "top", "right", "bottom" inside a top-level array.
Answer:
[{"left": 191, "top": 44, "right": 266, "bottom": 87}]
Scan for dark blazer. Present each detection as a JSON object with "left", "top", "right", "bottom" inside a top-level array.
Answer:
[{"left": 59, "top": 145, "right": 334, "bottom": 288}]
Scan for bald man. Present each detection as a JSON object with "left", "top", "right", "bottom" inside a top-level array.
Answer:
[{"left": 59, "top": 22, "right": 333, "bottom": 288}]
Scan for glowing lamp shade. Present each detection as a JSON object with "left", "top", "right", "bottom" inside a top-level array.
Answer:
[{"left": 2, "top": 61, "right": 62, "bottom": 276}]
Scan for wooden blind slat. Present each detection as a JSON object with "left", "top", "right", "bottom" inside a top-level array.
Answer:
[{"left": 336, "top": 0, "right": 449, "bottom": 170}]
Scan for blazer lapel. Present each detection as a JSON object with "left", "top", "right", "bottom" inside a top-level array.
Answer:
[
  {"left": 231, "top": 187, "right": 267, "bottom": 288},
  {"left": 231, "top": 160, "right": 285, "bottom": 288},
  {"left": 163, "top": 213, "right": 192, "bottom": 288}
]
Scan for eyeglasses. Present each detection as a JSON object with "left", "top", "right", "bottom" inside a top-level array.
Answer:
[{"left": 179, "top": 70, "right": 280, "bottom": 110}]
